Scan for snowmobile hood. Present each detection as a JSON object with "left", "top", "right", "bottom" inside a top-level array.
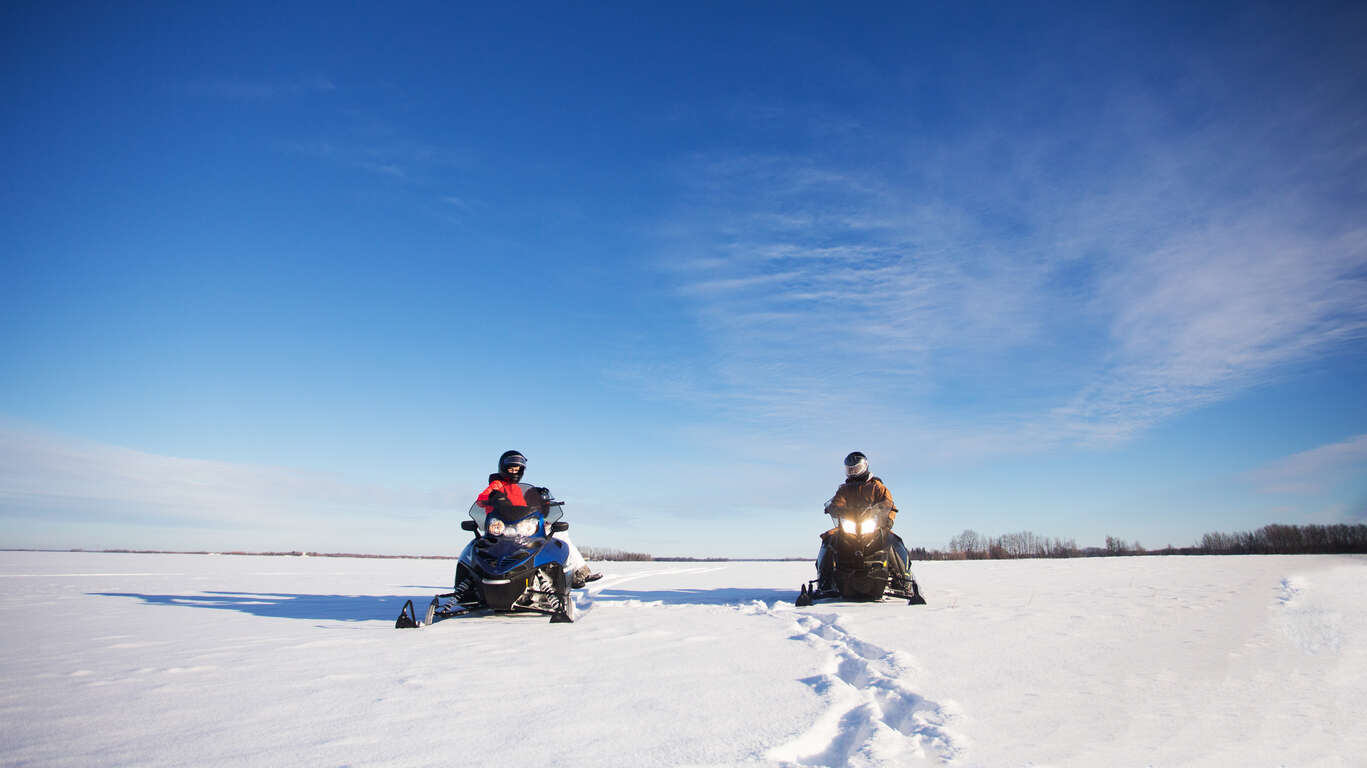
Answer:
[{"left": 474, "top": 535, "right": 538, "bottom": 576}]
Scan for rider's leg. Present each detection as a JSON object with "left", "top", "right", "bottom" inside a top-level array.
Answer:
[
  {"left": 886, "top": 530, "right": 911, "bottom": 578},
  {"left": 554, "top": 532, "right": 602, "bottom": 587},
  {"left": 816, "top": 530, "right": 836, "bottom": 592}
]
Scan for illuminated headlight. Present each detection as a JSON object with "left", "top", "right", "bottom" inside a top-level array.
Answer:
[
  {"left": 841, "top": 518, "right": 857, "bottom": 535},
  {"left": 859, "top": 518, "right": 879, "bottom": 535},
  {"left": 486, "top": 518, "right": 539, "bottom": 537}
]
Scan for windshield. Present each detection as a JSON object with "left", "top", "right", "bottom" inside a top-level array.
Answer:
[
  {"left": 826, "top": 499, "right": 893, "bottom": 527},
  {"left": 467, "top": 482, "right": 563, "bottom": 535}
]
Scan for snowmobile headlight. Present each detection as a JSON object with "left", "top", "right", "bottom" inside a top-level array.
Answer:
[
  {"left": 487, "top": 518, "right": 506, "bottom": 536},
  {"left": 859, "top": 518, "right": 879, "bottom": 535},
  {"left": 840, "top": 518, "right": 858, "bottom": 535},
  {"left": 515, "top": 518, "right": 538, "bottom": 537}
]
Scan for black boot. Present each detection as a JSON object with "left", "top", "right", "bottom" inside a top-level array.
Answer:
[
  {"left": 571, "top": 565, "right": 602, "bottom": 589},
  {"left": 449, "top": 572, "right": 477, "bottom": 605}
]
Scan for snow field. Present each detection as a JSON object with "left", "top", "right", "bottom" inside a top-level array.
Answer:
[{"left": 1, "top": 551, "right": 1363, "bottom": 767}]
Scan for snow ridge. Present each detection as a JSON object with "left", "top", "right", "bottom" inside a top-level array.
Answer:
[{"left": 767, "top": 611, "right": 961, "bottom": 767}]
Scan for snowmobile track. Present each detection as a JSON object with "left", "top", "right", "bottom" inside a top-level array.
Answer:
[{"left": 769, "top": 611, "right": 961, "bottom": 767}]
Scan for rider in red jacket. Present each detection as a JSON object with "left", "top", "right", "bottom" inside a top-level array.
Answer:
[{"left": 478, "top": 450, "right": 601, "bottom": 588}]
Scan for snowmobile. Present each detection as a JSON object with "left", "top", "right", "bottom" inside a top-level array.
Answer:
[
  {"left": 796, "top": 504, "right": 927, "bottom": 607},
  {"left": 396, "top": 484, "right": 577, "bottom": 627}
]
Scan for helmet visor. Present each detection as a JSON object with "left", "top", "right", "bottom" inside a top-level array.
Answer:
[{"left": 499, "top": 452, "right": 527, "bottom": 478}]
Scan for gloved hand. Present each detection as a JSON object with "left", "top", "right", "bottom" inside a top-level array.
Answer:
[
  {"left": 535, "top": 486, "right": 552, "bottom": 498},
  {"left": 485, "top": 490, "right": 507, "bottom": 509}
]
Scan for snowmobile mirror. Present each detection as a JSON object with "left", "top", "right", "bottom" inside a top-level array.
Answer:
[
  {"left": 550, "top": 521, "right": 569, "bottom": 533},
  {"left": 461, "top": 520, "right": 479, "bottom": 532}
]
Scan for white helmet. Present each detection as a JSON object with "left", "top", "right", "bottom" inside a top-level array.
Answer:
[{"left": 844, "top": 451, "right": 868, "bottom": 479}]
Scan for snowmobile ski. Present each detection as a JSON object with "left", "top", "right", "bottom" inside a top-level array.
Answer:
[
  {"left": 907, "top": 578, "right": 927, "bottom": 605},
  {"left": 395, "top": 599, "right": 419, "bottom": 629}
]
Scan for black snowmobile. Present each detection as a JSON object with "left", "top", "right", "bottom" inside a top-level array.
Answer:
[
  {"left": 396, "top": 484, "right": 577, "bottom": 627},
  {"left": 796, "top": 503, "right": 927, "bottom": 606}
]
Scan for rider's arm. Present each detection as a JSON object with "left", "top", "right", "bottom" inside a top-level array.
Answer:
[
  {"left": 876, "top": 481, "right": 898, "bottom": 527},
  {"left": 477, "top": 480, "right": 506, "bottom": 509},
  {"left": 824, "top": 487, "right": 848, "bottom": 514}
]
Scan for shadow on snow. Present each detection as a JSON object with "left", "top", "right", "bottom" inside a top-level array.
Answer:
[
  {"left": 92, "top": 591, "right": 413, "bottom": 623},
  {"left": 92, "top": 586, "right": 801, "bottom": 622}
]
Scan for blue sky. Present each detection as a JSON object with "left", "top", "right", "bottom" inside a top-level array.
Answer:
[{"left": 3, "top": 2, "right": 1365, "bottom": 557}]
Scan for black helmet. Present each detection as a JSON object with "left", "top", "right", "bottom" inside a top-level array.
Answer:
[
  {"left": 498, "top": 450, "right": 527, "bottom": 482},
  {"left": 844, "top": 451, "right": 869, "bottom": 480}
]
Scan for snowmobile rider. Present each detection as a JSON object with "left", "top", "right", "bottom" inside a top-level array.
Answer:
[
  {"left": 817, "top": 451, "right": 913, "bottom": 590},
  {"left": 477, "top": 450, "right": 601, "bottom": 588}
]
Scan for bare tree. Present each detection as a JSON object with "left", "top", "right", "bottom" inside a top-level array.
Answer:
[{"left": 949, "top": 529, "right": 983, "bottom": 557}]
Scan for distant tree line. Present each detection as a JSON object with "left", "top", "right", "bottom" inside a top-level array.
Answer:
[
  {"left": 919, "top": 529, "right": 1085, "bottom": 560},
  {"left": 579, "top": 546, "right": 654, "bottom": 561},
  {"left": 921, "top": 523, "right": 1367, "bottom": 560},
  {"left": 1193, "top": 523, "right": 1367, "bottom": 555}
]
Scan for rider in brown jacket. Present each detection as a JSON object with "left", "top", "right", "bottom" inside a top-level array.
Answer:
[
  {"left": 824, "top": 456, "right": 898, "bottom": 525},
  {"left": 816, "top": 451, "right": 912, "bottom": 591}
]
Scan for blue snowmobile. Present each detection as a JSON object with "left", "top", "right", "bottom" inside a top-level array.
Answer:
[{"left": 396, "top": 484, "right": 576, "bottom": 627}]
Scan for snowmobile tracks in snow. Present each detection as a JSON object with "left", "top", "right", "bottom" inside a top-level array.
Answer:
[
  {"left": 1276, "top": 575, "right": 1344, "bottom": 656},
  {"left": 769, "top": 612, "right": 961, "bottom": 767},
  {"left": 479, "top": 567, "right": 962, "bottom": 765}
]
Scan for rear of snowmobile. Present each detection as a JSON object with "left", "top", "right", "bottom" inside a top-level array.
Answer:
[
  {"left": 396, "top": 484, "right": 576, "bottom": 627},
  {"left": 797, "top": 506, "right": 927, "bottom": 607}
]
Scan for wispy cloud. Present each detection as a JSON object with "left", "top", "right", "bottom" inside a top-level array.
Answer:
[
  {"left": 0, "top": 426, "right": 461, "bottom": 543},
  {"left": 646, "top": 71, "right": 1367, "bottom": 457},
  {"left": 355, "top": 161, "right": 407, "bottom": 179},
  {"left": 1248, "top": 435, "right": 1367, "bottom": 495},
  {"left": 281, "top": 127, "right": 476, "bottom": 200}
]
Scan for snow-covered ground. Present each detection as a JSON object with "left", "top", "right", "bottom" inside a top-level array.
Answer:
[{"left": 1, "top": 551, "right": 1362, "bottom": 767}]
